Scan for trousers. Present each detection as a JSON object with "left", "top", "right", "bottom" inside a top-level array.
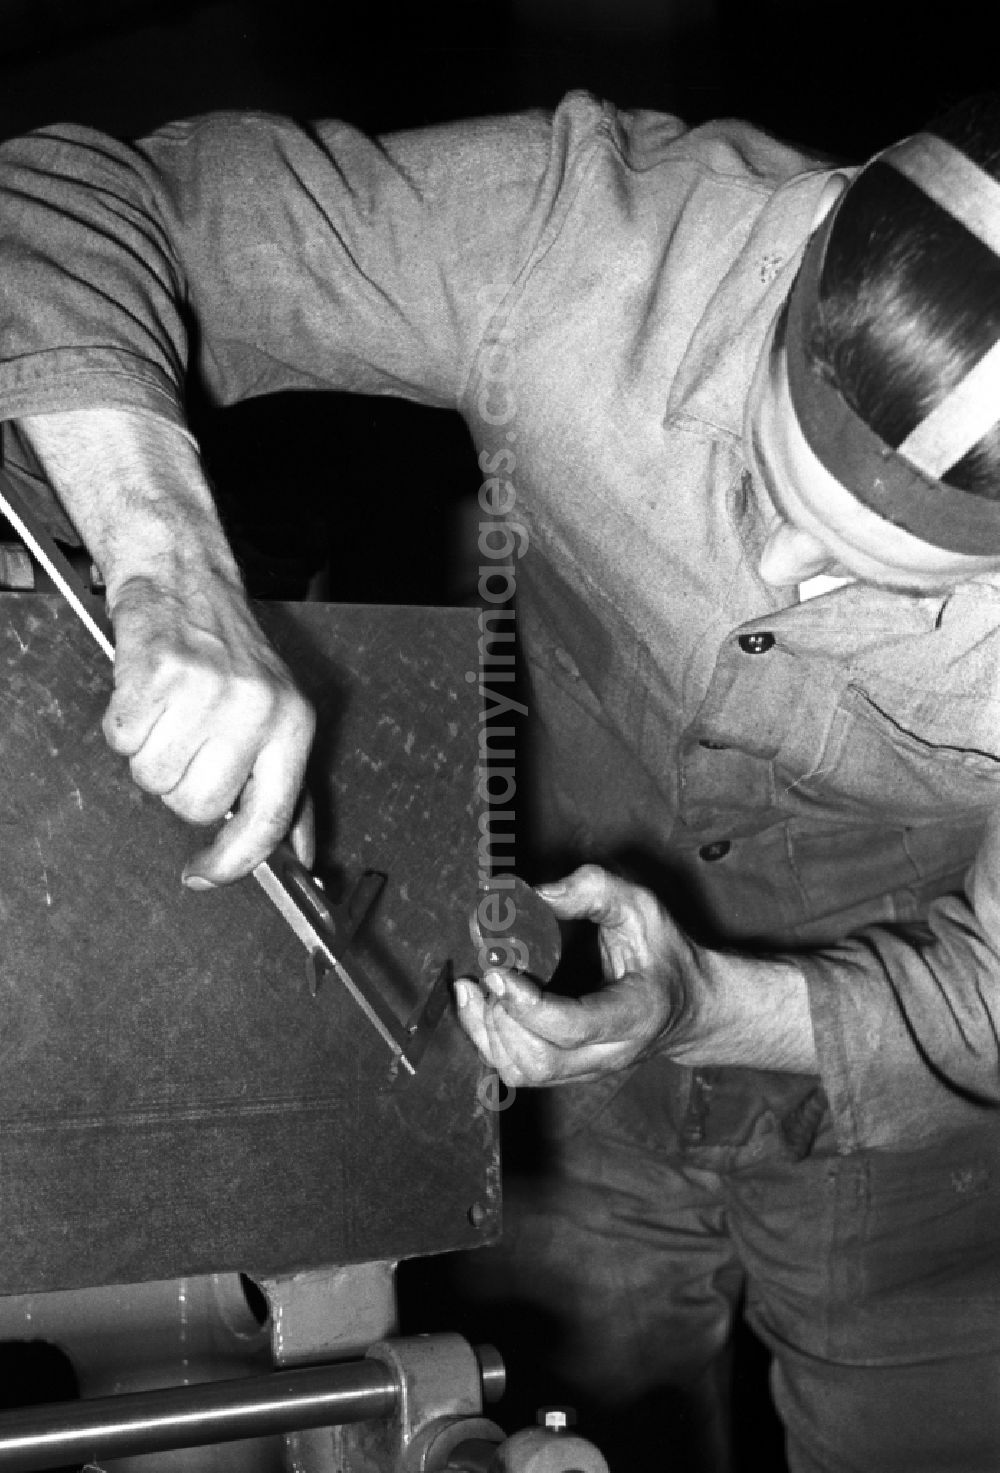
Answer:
[{"left": 474, "top": 1060, "right": 1000, "bottom": 1472}]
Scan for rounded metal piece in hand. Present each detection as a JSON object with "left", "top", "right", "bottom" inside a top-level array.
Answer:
[{"left": 465, "top": 875, "right": 562, "bottom": 985}]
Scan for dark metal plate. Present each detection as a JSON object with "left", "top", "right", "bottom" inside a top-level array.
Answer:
[{"left": 0, "top": 595, "right": 496, "bottom": 1293}]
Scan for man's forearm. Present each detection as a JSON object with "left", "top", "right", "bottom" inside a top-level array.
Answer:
[
  {"left": 18, "top": 408, "right": 240, "bottom": 603},
  {"left": 15, "top": 404, "right": 316, "bottom": 885},
  {"left": 669, "top": 948, "right": 818, "bottom": 1073}
]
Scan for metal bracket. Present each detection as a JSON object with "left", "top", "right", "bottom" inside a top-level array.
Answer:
[
  {"left": 256, "top": 851, "right": 424, "bottom": 1073},
  {"left": 348, "top": 1335, "right": 504, "bottom": 1473}
]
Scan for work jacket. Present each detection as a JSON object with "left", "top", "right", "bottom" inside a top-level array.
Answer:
[{"left": 1, "top": 92, "right": 999, "bottom": 1152}]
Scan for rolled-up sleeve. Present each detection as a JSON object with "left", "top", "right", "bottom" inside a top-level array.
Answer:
[
  {"left": 0, "top": 96, "right": 610, "bottom": 425},
  {"left": 0, "top": 130, "right": 190, "bottom": 425},
  {"left": 802, "top": 810, "right": 1000, "bottom": 1151}
]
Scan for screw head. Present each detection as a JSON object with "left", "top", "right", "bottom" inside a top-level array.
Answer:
[{"left": 538, "top": 1406, "right": 576, "bottom": 1434}]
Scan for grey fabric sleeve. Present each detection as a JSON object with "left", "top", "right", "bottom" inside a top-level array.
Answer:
[
  {"left": 801, "top": 817, "right": 1000, "bottom": 1150},
  {"left": 0, "top": 95, "right": 611, "bottom": 425}
]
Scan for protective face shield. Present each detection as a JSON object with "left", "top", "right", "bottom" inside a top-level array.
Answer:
[{"left": 785, "top": 132, "right": 1000, "bottom": 556}]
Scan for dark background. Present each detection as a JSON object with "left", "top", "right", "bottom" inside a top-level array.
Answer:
[{"left": 1, "top": 3, "right": 994, "bottom": 1466}]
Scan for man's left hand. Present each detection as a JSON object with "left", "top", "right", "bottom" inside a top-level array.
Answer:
[
  {"left": 454, "top": 864, "right": 703, "bottom": 1086},
  {"left": 455, "top": 862, "right": 819, "bottom": 1083}
]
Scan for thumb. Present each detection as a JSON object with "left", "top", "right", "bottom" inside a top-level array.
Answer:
[{"left": 536, "top": 864, "right": 633, "bottom": 929}]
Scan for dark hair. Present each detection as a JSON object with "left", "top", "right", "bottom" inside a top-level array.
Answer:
[{"left": 811, "top": 94, "right": 1000, "bottom": 498}]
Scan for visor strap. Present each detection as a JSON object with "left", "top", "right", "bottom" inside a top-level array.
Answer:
[
  {"left": 882, "top": 134, "right": 1000, "bottom": 475},
  {"left": 884, "top": 133, "right": 1000, "bottom": 257},
  {"left": 783, "top": 202, "right": 1000, "bottom": 553},
  {"left": 898, "top": 337, "right": 1000, "bottom": 477}
]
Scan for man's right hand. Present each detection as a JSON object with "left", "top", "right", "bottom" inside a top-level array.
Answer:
[
  {"left": 107, "top": 573, "right": 316, "bottom": 887},
  {"left": 17, "top": 407, "right": 317, "bottom": 886}
]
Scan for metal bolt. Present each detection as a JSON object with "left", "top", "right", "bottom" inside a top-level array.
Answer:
[{"left": 538, "top": 1406, "right": 576, "bottom": 1434}]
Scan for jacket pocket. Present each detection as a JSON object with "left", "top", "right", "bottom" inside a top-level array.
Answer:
[
  {"left": 776, "top": 684, "right": 1000, "bottom": 823},
  {"left": 826, "top": 1126, "right": 1000, "bottom": 1362},
  {"left": 773, "top": 685, "right": 992, "bottom": 935}
]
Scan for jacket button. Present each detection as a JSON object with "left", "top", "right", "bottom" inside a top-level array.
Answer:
[
  {"left": 699, "top": 840, "right": 731, "bottom": 862},
  {"left": 738, "top": 631, "right": 775, "bottom": 655}
]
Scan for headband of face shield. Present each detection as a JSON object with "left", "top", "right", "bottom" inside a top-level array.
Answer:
[{"left": 785, "top": 133, "right": 1000, "bottom": 555}]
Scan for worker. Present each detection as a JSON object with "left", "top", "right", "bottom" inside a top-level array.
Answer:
[{"left": 2, "top": 89, "right": 1000, "bottom": 1471}]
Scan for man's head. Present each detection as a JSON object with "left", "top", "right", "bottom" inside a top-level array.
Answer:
[{"left": 747, "top": 95, "right": 1000, "bottom": 591}]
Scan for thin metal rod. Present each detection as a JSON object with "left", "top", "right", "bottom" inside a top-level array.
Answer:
[
  {"left": 0, "top": 1360, "right": 398, "bottom": 1472},
  {"left": 0, "top": 477, "right": 115, "bottom": 659}
]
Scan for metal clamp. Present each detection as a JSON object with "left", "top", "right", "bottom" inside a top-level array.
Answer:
[{"left": 345, "top": 1335, "right": 505, "bottom": 1472}]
